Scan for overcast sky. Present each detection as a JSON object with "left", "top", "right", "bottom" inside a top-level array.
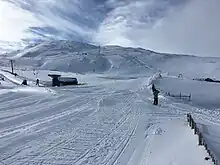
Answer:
[{"left": 0, "top": 0, "right": 220, "bottom": 57}]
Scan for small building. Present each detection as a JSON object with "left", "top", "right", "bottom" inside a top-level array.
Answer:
[
  {"left": 59, "top": 77, "right": 78, "bottom": 85},
  {"left": 48, "top": 74, "right": 78, "bottom": 87},
  {"left": 48, "top": 74, "right": 61, "bottom": 87}
]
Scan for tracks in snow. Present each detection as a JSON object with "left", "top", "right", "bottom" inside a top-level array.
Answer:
[
  {"left": 1, "top": 76, "right": 171, "bottom": 165},
  {"left": 1, "top": 88, "right": 144, "bottom": 165},
  {"left": 24, "top": 92, "right": 138, "bottom": 165}
]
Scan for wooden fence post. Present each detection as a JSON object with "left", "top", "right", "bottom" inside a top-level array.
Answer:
[
  {"left": 192, "top": 119, "right": 196, "bottom": 130},
  {"left": 211, "top": 154, "right": 215, "bottom": 164},
  {"left": 207, "top": 149, "right": 211, "bottom": 155},
  {"left": 187, "top": 113, "right": 190, "bottom": 123},
  {"left": 204, "top": 141, "right": 207, "bottom": 149},
  {"left": 189, "top": 115, "right": 192, "bottom": 128},
  {"left": 194, "top": 123, "right": 197, "bottom": 134},
  {"left": 198, "top": 132, "right": 203, "bottom": 145}
]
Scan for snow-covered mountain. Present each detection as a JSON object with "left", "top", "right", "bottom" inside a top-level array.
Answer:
[
  {"left": 0, "top": 41, "right": 26, "bottom": 54},
  {"left": 0, "top": 40, "right": 219, "bottom": 165},
  {"left": 3, "top": 40, "right": 220, "bottom": 78}
]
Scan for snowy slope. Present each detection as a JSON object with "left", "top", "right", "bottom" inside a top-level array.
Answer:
[
  {"left": 153, "top": 76, "right": 220, "bottom": 109},
  {"left": 0, "top": 41, "right": 25, "bottom": 54},
  {"left": 0, "top": 41, "right": 220, "bottom": 165},
  {"left": 3, "top": 40, "right": 220, "bottom": 78}
]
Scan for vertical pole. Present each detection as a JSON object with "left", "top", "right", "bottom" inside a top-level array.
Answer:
[{"left": 10, "top": 60, "right": 14, "bottom": 74}]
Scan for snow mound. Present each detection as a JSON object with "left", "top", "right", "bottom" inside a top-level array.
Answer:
[
  {"left": 147, "top": 72, "right": 162, "bottom": 86},
  {"left": 145, "top": 119, "right": 212, "bottom": 165},
  {"left": 10, "top": 86, "right": 56, "bottom": 95}
]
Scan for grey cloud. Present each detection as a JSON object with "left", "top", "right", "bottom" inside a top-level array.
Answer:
[
  {"left": 2, "top": 0, "right": 220, "bottom": 57},
  {"left": 95, "top": 0, "right": 220, "bottom": 57}
]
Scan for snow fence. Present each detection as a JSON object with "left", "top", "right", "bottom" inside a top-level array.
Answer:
[{"left": 187, "top": 113, "right": 219, "bottom": 165}]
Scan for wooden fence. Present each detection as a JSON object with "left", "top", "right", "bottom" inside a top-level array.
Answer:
[
  {"left": 166, "top": 92, "right": 191, "bottom": 101},
  {"left": 156, "top": 87, "right": 191, "bottom": 101},
  {"left": 187, "top": 113, "right": 219, "bottom": 164}
]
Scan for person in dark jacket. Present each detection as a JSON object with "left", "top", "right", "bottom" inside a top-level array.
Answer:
[
  {"left": 21, "top": 79, "right": 27, "bottom": 85},
  {"left": 153, "top": 89, "right": 160, "bottom": 105},
  {"left": 36, "top": 79, "right": 40, "bottom": 86}
]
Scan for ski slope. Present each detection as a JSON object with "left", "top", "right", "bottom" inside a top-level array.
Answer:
[{"left": 0, "top": 41, "right": 219, "bottom": 165}]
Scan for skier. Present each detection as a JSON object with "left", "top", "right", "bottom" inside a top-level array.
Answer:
[
  {"left": 153, "top": 89, "right": 160, "bottom": 105},
  {"left": 21, "top": 79, "right": 27, "bottom": 85},
  {"left": 36, "top": 78, "right": 40, "bottom": 86}
]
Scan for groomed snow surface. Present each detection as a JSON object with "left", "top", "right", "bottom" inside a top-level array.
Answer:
[{"left": 0, "top": 41, "right": 219, "bottom": 165}]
